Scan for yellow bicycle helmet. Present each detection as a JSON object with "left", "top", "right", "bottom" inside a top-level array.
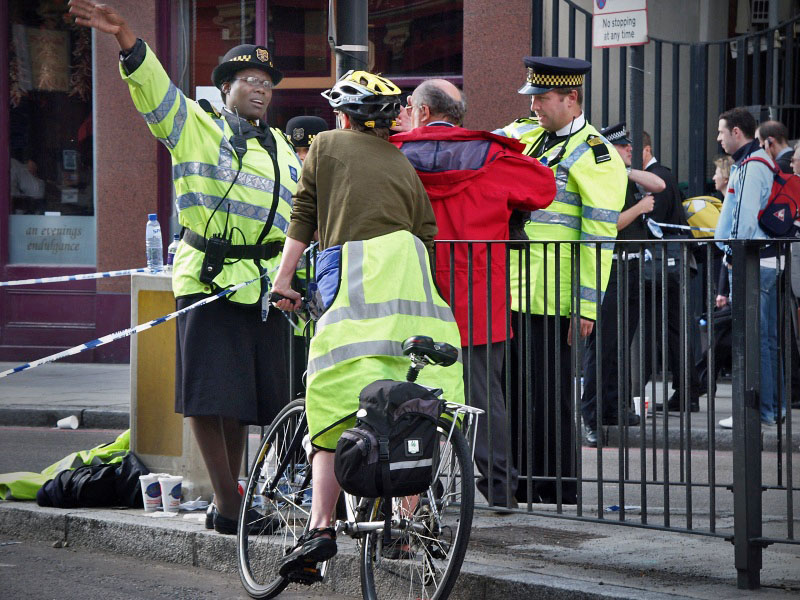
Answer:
[{"left": 321, "top": 70, "right": 402, "bottom": 127}]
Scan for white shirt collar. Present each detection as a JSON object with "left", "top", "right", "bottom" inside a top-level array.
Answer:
[
  {"left": 645, "top": 157, "right": 657, "bottom": 169},
  {"left": 553, "top": 112, "right": 585, "bottom": 137}
]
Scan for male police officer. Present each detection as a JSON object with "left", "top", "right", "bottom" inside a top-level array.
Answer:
[{"left": 499, "top": 57, "right": 627, "bottom": 504}]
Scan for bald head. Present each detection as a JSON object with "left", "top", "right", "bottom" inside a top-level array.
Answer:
[{"left": 410, "top": 78, "right": 466, "bottom": 128}]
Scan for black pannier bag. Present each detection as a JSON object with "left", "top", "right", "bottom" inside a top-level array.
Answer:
[{"left": 334, "top": 379, "right": 444, "bottom": 499}]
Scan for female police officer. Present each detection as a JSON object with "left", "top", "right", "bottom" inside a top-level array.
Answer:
[{"left": 70, "top": 0, "right": 302, "bottom": 533}]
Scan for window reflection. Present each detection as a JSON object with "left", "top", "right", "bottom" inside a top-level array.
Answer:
[
  {"left": 368, "top": 0, "right": 463, "bottom": 76},
  {"left": 268, "top": 0, "right": 330, "bottom": 77},
  {"left": 8, "top": 1, "right": 93, "bottom": 217}
]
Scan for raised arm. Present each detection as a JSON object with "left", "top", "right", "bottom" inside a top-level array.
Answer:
[{"left": 69, "top": 0, "right": 136, "bottom": 50}]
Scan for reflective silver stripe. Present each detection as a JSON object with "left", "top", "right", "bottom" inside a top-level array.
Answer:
[
  {"left": 318, "top": 237, "right": 455, "bottom": 329},
  {"left": 307, "top": 340, "right": 404, "bottom": 376},
  {"left": 553, "top": 190, "right": 581, "bottom": 206},
  {"left": 579, "top": 286, "right": 602, "bottom": 303},
  {"left": 554, "top": 142, "right": 590, "bottom": 191},
  {"left": 583, "top": 206, "right": 619, "bottom": 223},
  {"left": 160, "top": 92, "right": 187, "bottom": 149},
  {"left": 140, "top": 83, "right": 178, "bottom": 125},
  {"left": 176, "top": 192, "right": 289, "bottom": 232},
  {"left": 389, "top": 458, "right": 433, "bottom": 471},
  {"left": 413, "top": 236, "right": 433, "bottom": 304},
  {"left": 347, "top": 241, "right": 366, "bottom": 306},
  {"left": 213, "top": 119, "right": 234, "bottom": 169},
  {"left": 173, "top": 162, "right": 293, "bottom": 205},
  {"left": 530, "top": 210, "right": 581, "bottom": 230},
  {"left": 580, "top": 233, "right": 615, "bottom": 242},
  {"left": 321, "top": 298, "right": 456, "bottom": 328}
]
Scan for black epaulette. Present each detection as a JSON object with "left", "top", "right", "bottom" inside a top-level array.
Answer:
[
  {"left": 586, "top": 135, "right": 611, "bottom": 164},
  {"left": 197, "top": 98, "right": 220, "bottom": 119}
]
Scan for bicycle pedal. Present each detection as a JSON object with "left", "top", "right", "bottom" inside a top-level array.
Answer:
[{"left": 286, "top": 564, "right": 323, "bottom": 585}]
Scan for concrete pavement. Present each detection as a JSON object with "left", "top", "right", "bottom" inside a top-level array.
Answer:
[{"left": 1, "top": 361, "right": 799, "bottom": 598}]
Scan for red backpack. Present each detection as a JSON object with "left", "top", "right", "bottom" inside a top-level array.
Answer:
[{"left": 740, "top": 157, "right": 800, "bottom": 238}]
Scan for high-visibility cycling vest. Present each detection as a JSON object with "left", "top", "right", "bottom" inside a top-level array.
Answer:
[
  {"left": 499, "top": 117, "right": 627, "bottom": 320},
  {"left": 121, "top": 44, "right": 302, "bottom": 305},
  {"left": 305, "top": 230, "right": 464, "bottom": 450}
]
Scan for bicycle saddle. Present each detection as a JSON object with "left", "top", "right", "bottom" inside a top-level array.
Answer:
[{"left": 402, "top": 335, "right": 459, "bottom": 367}]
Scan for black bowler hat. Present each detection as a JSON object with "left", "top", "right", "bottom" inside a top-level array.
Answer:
[
  {"left": 211, "top": 44, "right": 283, "bottom": 89},
  {"left": 518, "top": 56, "right": 591, "bottom": 95},
  {"left": 285, "top": 116, "right": 329, "bottom": 148},
  {"left": 600, "top": 122, "right": 632, "bottom": 145}
]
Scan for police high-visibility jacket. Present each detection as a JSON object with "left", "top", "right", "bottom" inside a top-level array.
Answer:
[
  {"left": 121, "top": 43, "right": 302, "bottom": 305},
  {"left": 499, "top": 117, "right": 627, "bottom": 320},
  {"left": 305, "top": 230, "right": 464, "bottom": 450}
]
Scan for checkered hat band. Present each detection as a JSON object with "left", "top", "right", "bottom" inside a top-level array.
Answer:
[
  {"left": 526, "top": 68, "right": 584, "bottom": 87},
  {"left": 607, "top": 130, "right": 626, "bottom": 142}
]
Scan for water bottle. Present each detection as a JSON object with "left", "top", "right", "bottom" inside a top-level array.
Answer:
[
  {"left": 166, "top": 233, "right": 180, "bottom": 271},
  {"left": 145, "top": 213, "right": 163, "bottom": 272}
]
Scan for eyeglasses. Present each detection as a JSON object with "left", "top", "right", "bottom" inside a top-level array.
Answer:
[{"left": 234, "top": 76, "right": 274, "bottom": 90}]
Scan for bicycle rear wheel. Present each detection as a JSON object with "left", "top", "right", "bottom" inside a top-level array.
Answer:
[
  {"left": 360, "top": 419, "right": 474, "bottom": 600},
  {"left": 238, "top": 399, "right": 311, "bottom": 599}
]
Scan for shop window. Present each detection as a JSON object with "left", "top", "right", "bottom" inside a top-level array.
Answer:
[
  {"left": 368, "top": 0, "right": 463, "bottom": 77},
  {"left": 267, "top": 0, "right": 330, "bottom": 77},
  {"left": 7, "top": 0, "right": 95, "bottom": 265}
]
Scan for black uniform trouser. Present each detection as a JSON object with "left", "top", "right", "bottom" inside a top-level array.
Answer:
[
  {"left": 508, "top": 312, "right": 577, "bottom": 505},
  {"left": 464, "top": 342, "right": 519, "bottom": 506},
  {"left": 581, "top": 257, "right": 701, "bottom": 431}
]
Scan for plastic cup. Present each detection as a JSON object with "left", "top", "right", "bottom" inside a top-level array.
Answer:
[
  {"left": 139, "top": 473, "right": 162, "bottom": 512},
  {"left": 158, "top": 475, "right": 183, "bottom": 513},
  {"left": 56, "top": 415, "right": 79, "bottom": 430},
  {"left": 633, "top": 396, "right": 650, "bottom": 418}
]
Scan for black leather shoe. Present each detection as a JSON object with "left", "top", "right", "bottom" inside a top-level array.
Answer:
[
  {"left": 213, "top": 507, "right": 281, "bottom": 536},
  {"left": 602, "top": 412, "right": 640, "bottom": 426},
  {"left": 656, "top": 392, "right": 699, "bottom": 413},
  {"left": 584, "top": 426, "right": 598, "bottom": 447}
]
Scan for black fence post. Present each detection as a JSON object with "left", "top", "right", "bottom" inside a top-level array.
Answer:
[
  {"left": 688, "top": 43, "right": 708, "bottom": 197},
  {"left": 730, "top": 240, "right": 763, "bottom": 590},
  {"left": 531, "top": 0, "right": 544, "bottom": 56},
  {"left": 629, "top": 45, "right": 644, "bottom": 170}
]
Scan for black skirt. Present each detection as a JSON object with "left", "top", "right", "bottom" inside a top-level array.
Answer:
[{"left": 175, "top": 295, "right": 290, "bottom": 426}]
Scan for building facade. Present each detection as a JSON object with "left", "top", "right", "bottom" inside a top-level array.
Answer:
[{"left": 1, "top": 0, "right": 797, "bottom": 363}]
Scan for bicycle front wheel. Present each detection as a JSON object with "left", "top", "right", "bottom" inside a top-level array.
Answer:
[
  {"left": 360, "top": 419, "right": 474, "bottom": 600},
  {"left": 238, "top": 399, "right": 311, "bottom": 599}
]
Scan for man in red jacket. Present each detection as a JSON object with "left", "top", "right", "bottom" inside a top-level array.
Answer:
[{"left": 392, "top": 80, "right": 556, "bottom": 508}]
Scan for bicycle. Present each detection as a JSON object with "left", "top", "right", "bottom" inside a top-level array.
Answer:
[{"left": 236, "top": 335, "right": 482, "bottom": 600}]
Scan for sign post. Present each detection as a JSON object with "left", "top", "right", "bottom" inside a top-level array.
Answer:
[
  {"left": 592, "top": 0, "right": 648, "bottom": 49},
  {"left": 593, "top": 1, "right": 648, "bottom": 170}
]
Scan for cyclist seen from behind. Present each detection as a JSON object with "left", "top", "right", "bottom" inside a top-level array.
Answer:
[{"left": 270, "top": 71, "right": 464, "bottom": 579}]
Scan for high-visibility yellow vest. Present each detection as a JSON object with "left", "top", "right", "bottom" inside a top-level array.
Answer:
[
  {"left": 500, "top": 118, "right": 627, "bottom": 320},
  {"left": 305, "top": 230, "right": 464, "bottom": 450},
  {"left": 121, "top": 44, "right": 302, "bottom": 305}
]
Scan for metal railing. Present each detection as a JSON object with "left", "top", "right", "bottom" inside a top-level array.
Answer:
[
  {"left": 430, "top": 237, "right": 798, "bottom": 591},
  {"left": 531, "top": 0, "right": 800, "bottom": 196},
  {"left": 275, "top": 236, "right": 798, "bottom": 589}
]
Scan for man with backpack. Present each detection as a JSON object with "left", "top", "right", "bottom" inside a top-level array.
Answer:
[{"left": 714, "top": 107, "right": 782, "bottom": 427}]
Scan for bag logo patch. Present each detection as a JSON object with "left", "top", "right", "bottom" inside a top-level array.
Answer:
[
  {"left": 774, "top": 208, "right": 786, "bottom": 222},
  {"left": 406, "top": 439, "right": 421, "bottom": 455}
]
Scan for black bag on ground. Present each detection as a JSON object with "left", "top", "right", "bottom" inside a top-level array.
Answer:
[
  {"left": 334, "top": 380, "right": 443, "bottom": 498},
  {"left": 36, "top": 452, "right": 149, "bottom": 509}
]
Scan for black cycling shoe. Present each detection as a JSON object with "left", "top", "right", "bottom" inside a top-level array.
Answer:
[
  {"left": 213, "top": 507, "right": 281, "bottom": 536},
  {"left": 278, "top": 527, "right": 338, "bottom": 584}
]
